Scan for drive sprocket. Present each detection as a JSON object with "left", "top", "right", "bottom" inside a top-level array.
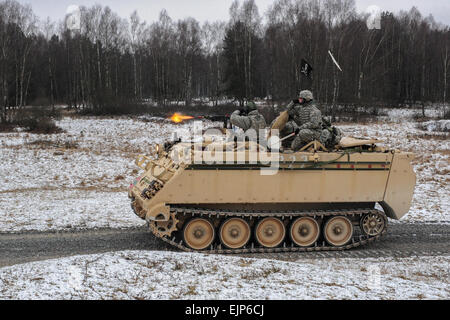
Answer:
[{"left": 149, "top": 212, "right": 179, "bottom": 237}]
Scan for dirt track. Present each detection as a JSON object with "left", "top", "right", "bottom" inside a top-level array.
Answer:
[{"left": 0, "top": 222, "right": 448, "bottom": 267}]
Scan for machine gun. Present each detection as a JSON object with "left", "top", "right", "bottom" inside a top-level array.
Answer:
[
  {"left": 169, "top": 112, "right": 231, "bottom": 129},
  {"left": 196, "top": 114, "right": 231, "bottom": 129}
]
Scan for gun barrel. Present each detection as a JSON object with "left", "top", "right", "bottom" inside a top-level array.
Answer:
[{"left": 197, "top": 115, "right": 230, "bottom": 128}]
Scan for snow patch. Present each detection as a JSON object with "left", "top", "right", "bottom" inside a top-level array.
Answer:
[
  {"left": 0, "top": 251, "right": 448, "bottom": 300},
  {"left": 419, "top": 120, "right": 450, "bottom": 132}
]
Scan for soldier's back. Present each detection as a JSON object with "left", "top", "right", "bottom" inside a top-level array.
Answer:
[{"left": 290, "top": 102, "right": 321, "bottom": 129}]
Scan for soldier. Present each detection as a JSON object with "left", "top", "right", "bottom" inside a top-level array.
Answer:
[
  {"left": 230, "top": 101, "right": 267, "bottom": 141},
  {"left": 288, "top": 90, "right": 323, "bottom": 151},
  {"left": 320, "top": 116, "right": 343, "bottom": 150},
  {"left": 270, "top": 117, "right": 298, "bottom": 148}
]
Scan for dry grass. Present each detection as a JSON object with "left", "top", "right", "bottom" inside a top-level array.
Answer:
[
  {"left": 322, "top": 282, "right": 345, "bottom": 288},
  {"left": 239, "top": 259, "right": 254, "bottom": 267},
  {"left": 397, "top": 274, "right": 409, "bottom": 280},
  {"left": 416, "top": 293, "right": 425, "bottom": 299},
  {"left": 114, "top": 175, "right": 125, "bottom": 181},
  {"left": 26, "top": 138, "right": 79, "bottom": 150},
  {"left": 185, "top": 285, "right": 198, "bottom": 296},
  {"left": 407, "top": 133, "right": 449, "bottom": 141},
  {"left": 173, "top": 261, "right": 184, "bottom": 271},
  {"left": 412, "top": 271, "right": 444, "bottom": 280},
  {"left": 0, "top": 122, "right": 17, "bottom": 132},
  {"left": 240, "top": 266, "right": 282, "bottom": 280},
  {"left": 0, "top": 186, "right": 126, "bottom": 194}
]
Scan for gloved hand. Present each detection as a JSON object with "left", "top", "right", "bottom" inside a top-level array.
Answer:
[
  {"left": 332, "top": 127, "right": 338, "bottom": 135},
  {"left": 294, "top": 128, "right": 300, "bottom": 135},
  {"left": 286, "top": 101, "right": 295, "bottom": 112},
  {"left": 239, "top": 107, "right": 248, "bottom": 115}
]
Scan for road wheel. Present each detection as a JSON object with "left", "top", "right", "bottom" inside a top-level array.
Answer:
[
  {"left": 255, "top": 217, "right": 285, "bottom": 248},
  {"left": 183, "top": 218, "right": 215, "bottom": 250},
  {"left": 360, "top": 213, "right": 385, "bottom": 236},
  {"left": 290, "top": 217, "right": 320, "bottom": 247},
  {"left": 219, "top": 218, "right": 251, "bottom": 249},
  {"left": 324, "top": 216, "right": 353, "bottom": 247}
]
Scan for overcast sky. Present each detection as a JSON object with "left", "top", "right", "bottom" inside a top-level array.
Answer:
[{"left": 15, "top": 0, "right": 450, "bottom": 26}]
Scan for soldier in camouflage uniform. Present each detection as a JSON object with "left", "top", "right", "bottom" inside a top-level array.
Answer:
[
  {"left": 270, "top": 118, "right": 298, "bottom": 148},
  {"left": 288, "top": 90, "right": 323, "bottom": 151},
  {"left": 230, "top": 102, "right": 267, "bottom": 141},
  {"left": 320, "top": 116, "right": 343, "bottom": 150}
]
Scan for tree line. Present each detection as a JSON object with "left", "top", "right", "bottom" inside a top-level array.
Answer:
[{"left": 0, "top": 0, "right": 449, "bottom": 121}]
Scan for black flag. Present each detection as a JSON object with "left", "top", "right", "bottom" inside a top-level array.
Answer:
[{"left": 300, "top": 59, "right": 313, "bottom": 78}]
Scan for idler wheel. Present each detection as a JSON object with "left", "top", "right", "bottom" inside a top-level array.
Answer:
[
  {"left": 324, "top": 216, "right": 353, "bottom": 247},
  {"left": 183, "top": 218, "right": 215, "bottom": 250},
  {"left": 255, "top": 218, "right": 285, "bottom": 248},
  {"left": 290, "top": 217, "right": 320, "bottom": 247},
  {"left": 360, "top": 213, "right": 385, "bottom": 237},
  {"left": 219, "top": 218, "right": 251, "bottom": 249}
]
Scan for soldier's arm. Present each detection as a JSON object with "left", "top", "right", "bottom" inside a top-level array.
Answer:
[
  {"left": 230, "top": 110, "right": 252, "bottom": 131},
  {"left": 284, "top": 121, "right": 298, "bottom": 133},
  {"left": 285, "top": 101, "right": 295, "bottom": 112},
  {"left": 299, "top": 109, "right": 322, "bottom": 130}
]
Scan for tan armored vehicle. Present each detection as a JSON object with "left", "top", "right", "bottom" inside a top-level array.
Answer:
[{"left": 128, "top": 133, "right": 415, "bottom": 254}]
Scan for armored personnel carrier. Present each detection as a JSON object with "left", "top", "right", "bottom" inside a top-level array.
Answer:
[{"left": 128, "top": 134, "right": 415, "bottom": 254}]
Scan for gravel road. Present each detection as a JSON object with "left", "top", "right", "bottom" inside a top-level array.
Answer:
[{"left": 0, "top": 222, "right": 448, "bottom": 267}]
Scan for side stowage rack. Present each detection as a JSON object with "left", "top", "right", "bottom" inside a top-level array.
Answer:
[
  {"left": 135, "top": 154, "right": 178, "bottom": 182},
  {"left": 141, "top": 180, "right": 164, "bottom": 200}
]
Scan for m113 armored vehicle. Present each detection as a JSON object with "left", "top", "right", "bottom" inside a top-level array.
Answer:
[{"left": 128, "top": 132, "right": 416, "bottom": 254}]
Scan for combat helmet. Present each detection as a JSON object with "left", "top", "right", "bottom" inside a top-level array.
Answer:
[
  {"left": 247, "top": 101, "right": 257, "bottom": 112},
  {"left": 299, "top": 90, "right": 314, "bottom": 101}
]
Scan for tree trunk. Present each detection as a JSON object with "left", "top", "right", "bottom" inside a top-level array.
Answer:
[
  {"left": 357, "top": 72, "right": 363, "bottom": 100},
  {"left": 443, "top": 44, "right": 448, "bottom": 103},
  {"left": 24, "top": 71, "right": 31, "bottom": 106},
  {"left": 133, "top": 53, "right": 137, "bottom": 98}
]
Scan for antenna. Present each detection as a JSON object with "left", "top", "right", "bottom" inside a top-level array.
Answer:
[{"left": 328, "top": 50, "right": 343, "bottom": 72}]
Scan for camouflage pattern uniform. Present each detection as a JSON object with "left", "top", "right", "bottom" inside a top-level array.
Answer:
[
  {"left": 274, "top": 118, "right": 298, "bottom": 147},
  {"left": 289, "top": 91, "right": 323, "bottom": 151},
  {"left": 230, "top": 103, "right": 267, "bottom": 140},
  {"left": 320, "top": 117, "right": 343, "bottom": 149}
]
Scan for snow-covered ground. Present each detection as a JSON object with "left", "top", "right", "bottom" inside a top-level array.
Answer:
[
  {"left": 0, "top": 250, "right": 447, "bottom": 299},
  {"left": 0, "top": 117, "right": 197, "bottom": 232},
  {"left": 0, "top": 107, "right": 448, "bottom": 232},
  {"left": 382, "top": 106, "right": 448, "bottom": 122}
]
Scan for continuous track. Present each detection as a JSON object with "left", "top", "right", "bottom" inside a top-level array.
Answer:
[{"left": 141, "top": 205, "right": 388, "bottom": 254}]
